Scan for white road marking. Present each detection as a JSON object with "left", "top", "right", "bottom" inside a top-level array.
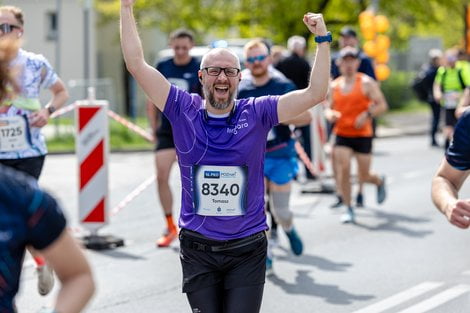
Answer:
[
  {"left": 352, "top": 282, "right": 444, "bottom": 313},
  {"left": 397, "top": 284, "right": 470, "bottom": 313}
]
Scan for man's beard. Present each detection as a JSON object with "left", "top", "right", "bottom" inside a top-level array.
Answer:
[{"left": 203, "top": 85, "right": 235, "bottom": 111}]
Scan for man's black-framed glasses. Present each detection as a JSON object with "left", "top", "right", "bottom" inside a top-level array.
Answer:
[
  {"left": 202, "top": 67, "right": 240, "bottom": 77},
  {"left": 0, "top": 23, "right": 20, "bottom": 34}
]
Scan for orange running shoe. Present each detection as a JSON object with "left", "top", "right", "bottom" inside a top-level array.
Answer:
[{"left": 156, "top": 229, "right": 178, "bottom": 247}]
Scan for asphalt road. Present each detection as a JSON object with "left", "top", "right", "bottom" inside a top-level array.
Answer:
[{"left": 17, "top": 134, "right": 470, "bottom": 313}]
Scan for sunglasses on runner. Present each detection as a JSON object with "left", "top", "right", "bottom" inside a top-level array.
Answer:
[
  {"left": 246, "top": 55, "right": 268, "bottom": 64},
  {"left": 202, "top": 67, "right": 240, "bottom": 77},
  {"left": 0, "top": 23, "right": 20, "bottom": 34}
]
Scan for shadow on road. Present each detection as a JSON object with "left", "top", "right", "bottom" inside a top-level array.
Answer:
[
  {"left": 268, "top": 270, "right": 374, "bottom": 305},
  {"left": 276, "top": 251, "right": 352, "bottom": 272},
  {"left": 93, "top": 248, "right": 147, "bottom": 260},
  {"left": 354, "top": 209, "right": 433, "bottom": 238}
]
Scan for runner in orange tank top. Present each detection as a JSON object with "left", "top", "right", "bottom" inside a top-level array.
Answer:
[
  {"left": 325, "top": 47, "right": 388, "bottom": 223},
  {"left": 332, "top": 72, "right": 373, "bottom": 137}
]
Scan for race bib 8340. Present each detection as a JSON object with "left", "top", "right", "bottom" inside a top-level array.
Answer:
[{"left": 193, "top": 165, "right": 248, "bottom": 216}]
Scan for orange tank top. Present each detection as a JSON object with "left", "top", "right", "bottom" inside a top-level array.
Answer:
[{"left": 332, "top": 73, "right": 373, "bottom": 137}]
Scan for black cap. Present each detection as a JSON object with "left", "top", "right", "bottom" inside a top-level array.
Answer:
[
  {"left": 339, "top": 26, "right": 357, "bottom": 38},
  {"left": 339, "top": 47, "right": 359, "bottom": 59}
]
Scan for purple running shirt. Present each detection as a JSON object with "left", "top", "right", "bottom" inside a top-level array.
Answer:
[{"left": 164, "top": 85, "right": 279, "bottom": 240}]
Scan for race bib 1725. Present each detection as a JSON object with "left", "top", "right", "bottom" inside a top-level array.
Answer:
[{"left": 0, "top": 115, "right": 30, "bottom": 152}]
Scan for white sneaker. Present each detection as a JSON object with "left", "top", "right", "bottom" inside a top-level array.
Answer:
[
  {"left": 340, "top": 206, "right": 356, "bottom": 224},
  {"left": 37, "top": 264, "right": 55, "bottom": 296}
]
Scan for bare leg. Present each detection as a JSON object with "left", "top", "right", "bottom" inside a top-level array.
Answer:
[
  {"left": 330, "top": 145, "right": 344, "bottom": 208},
  {"left": 355, "top": 152, "right": 382, "bottom": 186},
  {"left": 155, "top": 148, "right": 177, "bottom": 215},
  {"left": 443, "top": 125, "right": 454, "bottom": 150},
  {"left": 356, "top": 152, "right": 386, "bottom": 204},
  {"left": 155, "top": 148, "right": 178, "bottom": 247},
  {"left": 334, "top": 146, "right": 356, "bottom": 223},
  {"left": 334, "top": 146, "right": 353, "bottom": 207}
]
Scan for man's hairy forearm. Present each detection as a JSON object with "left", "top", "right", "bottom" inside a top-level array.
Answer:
[
  {"left": 120, "top": 4, "right": 144, "bottom": 72},
  {"left": 307, "top": 43, "right": 330, "bottom": 103},
  {"left": 432, "top": 175, "right": 458, "bottom": 215}
]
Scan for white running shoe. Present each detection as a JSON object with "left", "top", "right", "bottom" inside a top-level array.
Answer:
[
  {"left": 340, "top": 206, "right": 356, "bottom": 224},
  {"left": 37, "top": 264, "right": 55, "bottom": 296}
]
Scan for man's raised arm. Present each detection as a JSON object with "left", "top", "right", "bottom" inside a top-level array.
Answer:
[
  {"left": 120, "top": 0, "right": 171, "bottom": 111},
  {"left": 278, "top": 13, "right": 330, "bottom": 123}
]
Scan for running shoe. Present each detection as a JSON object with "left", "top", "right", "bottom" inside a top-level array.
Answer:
[
  {"left": 37, "top": 264, "right": 54, "bottom": 296},
  {"left": 265, "top": 256, "right": 274, "bottom": 276},
  {"left": 285, "top": 227, "right": 303, "bottom": 256},
  {"left": 356, "top": 193, "right": 364, "bottom": 208},
  {"left": 340, "top": 206, "right": 356, "bottom": 224},
  {"left": 156, "top": 228, "right": 178, "bottom": 248},
  {"left": 330, "top": 195, "right": 343, "bottom": 208},
  {"left": 270, "top": 228, "right": 279, "bottom": 247},
  {"left": 266, "top": 242, "right": 274, "bottom": 276},
  {"left": 377, "top": 176, "right": 387, "bottom": 204}
]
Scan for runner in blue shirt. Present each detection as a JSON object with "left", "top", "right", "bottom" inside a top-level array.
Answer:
[
  {"left": 121, "top": 1, "right": 330, "bottom": 311},
  {"left": 432, "top": 109, "right": 470, "bottom": 228},
  {"left": 0, "top": 165, "right": 95, "bottom": 313},
  {"left": 238, "top": 39, "right": 311, "bottom": 274}
]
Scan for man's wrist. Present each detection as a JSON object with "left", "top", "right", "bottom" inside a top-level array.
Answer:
[
  {"left": 46, "top": 105, "right": 56, "bottom": 115},
  {"left": 314, "top": 31, "right": 332, "bottom": 44}
]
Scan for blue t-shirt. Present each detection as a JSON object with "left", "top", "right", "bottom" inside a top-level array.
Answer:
[
  {"left": 446, "top": 110, "right": 470, "bottom": 170},
  {"left": 238, "top": 77, "right": 297, "bottom": 158},
  {"left": 155, "top": 57, "right": 201, "bottom": 137},
  {"left": 164, "top": 85, "right": 279, "bottom": 240},
  {"left": 0, "top": 165, "right": 66, "bottom": 312}
]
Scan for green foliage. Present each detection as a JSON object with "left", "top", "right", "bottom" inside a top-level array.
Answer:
[
  {"left": 378, "top": 0, "right": 466, "bottom": 49},
  {"left": 46, "top": 117, "right": 152, "bottom": 153},
  {"left": 380, "top": 70, "right": 424, "bottom": 111},
  {"left": 108, "top": 118, "right": 153, "bottom": 149},
  {"left": 96, "top": 0, "right": 469, "bottom": 49}
]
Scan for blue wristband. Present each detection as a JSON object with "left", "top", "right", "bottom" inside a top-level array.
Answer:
[{"left": 314, "top": 31, "right": 332, "bottom": 43}]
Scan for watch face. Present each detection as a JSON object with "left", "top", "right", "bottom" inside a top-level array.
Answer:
[{"left": 47, "top": 106, "right": 56, "bottom": 114}]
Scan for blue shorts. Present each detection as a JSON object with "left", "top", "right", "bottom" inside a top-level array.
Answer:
[{"left": 264, "top": 157, "right": 299, "bottom": 185}]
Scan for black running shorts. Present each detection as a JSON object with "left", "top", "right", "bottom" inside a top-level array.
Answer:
[
  {"left": 179, "top": 229, "right": 267, "bottom": 293},
  {"left": 335, "top": 135, "right": 373, "bottom": 154},
  {"left": 155, "top": 133, "right": 175, "bottom": 151},
  {"left": 445, "top": 108, "right": 458, "bottom": 127},
  {"left": 0, "top": 156, "right": 46, "bottom": 180}
]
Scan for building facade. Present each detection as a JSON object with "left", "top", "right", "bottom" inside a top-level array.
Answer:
[{"left": 12, "top": 0, "right": 167, "bottom": 115}]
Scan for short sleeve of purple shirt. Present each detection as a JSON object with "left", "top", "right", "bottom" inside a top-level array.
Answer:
[{"left": 163, "top": 85, "right": 280, "bottom": 240}]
